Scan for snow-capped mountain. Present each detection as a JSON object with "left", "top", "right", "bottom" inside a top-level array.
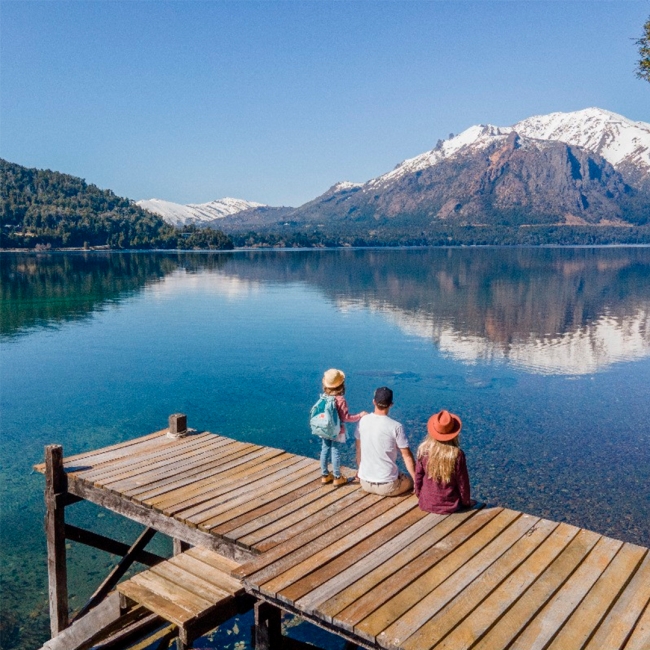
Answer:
[
  {"left": 137, "top": 197, "right": 265, "bottom": 227},
  {"left": 371, "top": 108, "right": 649, "bottom": 189}
]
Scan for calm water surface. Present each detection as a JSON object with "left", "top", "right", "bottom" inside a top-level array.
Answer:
[{"left": 1, "top": 248, "right": 650, "bottom": 649}]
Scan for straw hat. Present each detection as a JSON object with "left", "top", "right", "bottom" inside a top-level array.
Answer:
[
  {"left": 427, "top": 410, "right": 462, "bottom": 441},
  {"left": 323, "top": 368, "right": 345, "bottom": 388}
]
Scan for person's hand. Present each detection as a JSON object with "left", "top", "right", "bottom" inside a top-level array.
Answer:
[{"left": 359, "top": 410, "right": 369, "bottom": 417}]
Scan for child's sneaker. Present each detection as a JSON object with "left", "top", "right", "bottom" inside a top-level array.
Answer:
[
  {"left": 321, "top": 473, "right": 334, "bottom": 484},
  {"left": 332, "top": 475, "right": 347, "bottom": 486}
]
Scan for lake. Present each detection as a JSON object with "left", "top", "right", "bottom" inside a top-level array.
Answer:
[{"left": 1, "top": 247, "right": 650, "bottom": 650}]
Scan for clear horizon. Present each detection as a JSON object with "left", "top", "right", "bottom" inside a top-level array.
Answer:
[{"left": 2, "top": 1, "right": 649, "bottom": 207}]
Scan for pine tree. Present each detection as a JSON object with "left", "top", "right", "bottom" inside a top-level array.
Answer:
[{"left": 637, "top": 16, "right": 650, "bottom": 83}]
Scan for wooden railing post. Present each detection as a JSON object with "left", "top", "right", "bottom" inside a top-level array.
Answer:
[
  {"left": 173, "top": 538, "right": 190, "bottom": 555},
  {"left": 45, "top": 444, "right": 68, "bottom": 636},
  {"left": 254, "top": 601, "right": 282, "bottom": 649}
]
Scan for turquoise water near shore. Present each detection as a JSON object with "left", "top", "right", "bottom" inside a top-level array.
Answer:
[{"left": 2, "top": 248, "right": 650, "bottom": 649}]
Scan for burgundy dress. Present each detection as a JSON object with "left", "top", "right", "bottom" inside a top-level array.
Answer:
[{"left": 415, "top": 450, "right": 471, "bottom": 514}]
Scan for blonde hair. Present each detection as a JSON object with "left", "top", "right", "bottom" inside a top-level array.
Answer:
[
  {"left": 323, "top": 382, "right": 345, "bottom": 396},
  {"left": 417, "top": 436, "right": 460, "bottom": 484}
]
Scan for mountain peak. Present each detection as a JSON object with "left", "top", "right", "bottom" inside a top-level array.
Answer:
[{"left": 137, "top": 196, "right": 265, "bottom": 227}]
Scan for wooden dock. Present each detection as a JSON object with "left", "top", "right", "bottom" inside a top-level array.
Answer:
[{"left": 35, "top": 419, "right": 650, "bottom": 650}]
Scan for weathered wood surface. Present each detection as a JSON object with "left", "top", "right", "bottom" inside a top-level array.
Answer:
[
  {"left": 37, "top": 431, "right": 650, "bottom": 650},
  {"left": 117, "top": 547, "right": 246, "bottom": 646}
]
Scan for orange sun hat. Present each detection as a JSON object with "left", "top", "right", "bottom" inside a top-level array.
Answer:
[{"left": 427, "top": 409, "right": 462, "bottom": 441}]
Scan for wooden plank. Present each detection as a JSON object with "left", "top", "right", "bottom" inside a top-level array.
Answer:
[
  {"left": 86, "top": 435, "right": 227, "bottom": 486},
  {"left": 583, "top": 551, "right": 650, "bottom": 650},
  {"left": 466, "top": 527, "right": 601, "bottom": 650},
  {"left": 184, "top": 546, "right": 241, "bottom": 574},
  {"left": 74, "top": 433, "right": 217, "bottom": 481},
  {"left": 296, "top": 511, "right": 448, "bottom": 616},
  {"left": 118, "top": 580, "right": 194, "bottom": 626},
  {"left": 178, "top": 458, "right": 318, "bottom": 525},
  {"left": 148, "top": 562, "right": 232, "bottom": 603},
  {"left": 266, "top": 498, "right": 419, "bottom": 601},
  {"left": 110, "top": 442, "right": 263, "bottom": 496},
  {"left": 208, "top": 478, "right": 326, "bottom": 536},
  {"left": 193, "top": 464, "right": 322, "bottom": 530},
  {"left": 429, "top": 521, "right": 580, "bottom": 650},
  {"left": 244, "top": 496, "right": 408, "bottom": 592},
  {"left": 226, "top": 482, "right": 358, "bottom": 542},
  {"left": 64, "top": 524, "right": 165, "bottom": 567},
  {"left": 330, "top": 507, "right": 502, "bottom": 633},
  {"left": 170, "top": 554, "right": 243, "bottom": 595},
  {"left": 380, "top": 512, "right": 542, "bottom": 650},
  {"left": 153, "top": 453, "right": 307, "bottom": 516},
  {"left": 251, "top": 485, "right": 367, "bottom": 552},
  {"left": 142, "top": 448, "right": 286, "bottom": 511},
  {"left": 353, "top": 509, "right": 521, "bottom": 642},
  {"left": 397, "top": 518, "right": 559, "bottom": 650},
  {"left": 66, "top": 477, "right": 255, "bottom": 562},
  {"left": 624, "top": 599, "right": 650, "bottom": 650},
  {"left": 131, "top": 447, "right": 282, "bottom": 501},
  {"left": 545, "top": 543, "right": 647, "bottom": 650},
  {"left": 235, "top": 493, "right": 387, "bottom": 581},
  {"left": 278, "top": 503, "right": 428, "bottom": 604},
  {"left": 38, "top": 593, "right": 146, "bottom": 650},
  {"left": 34, "top": 429, "right": 168, "bottom": 473},
  {"left": 314, "top": 510, "right": 476, "bottom": 623},
  {"left": 508, "top": 535, "right": 623, "bottom": 650},
  {"left": 128, "top": 571, "right": 213, "bottom": 616}
]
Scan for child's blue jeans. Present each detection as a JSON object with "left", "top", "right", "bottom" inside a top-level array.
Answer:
[{"left": 320, "top": 439, "right": 343, "bottom": 478}]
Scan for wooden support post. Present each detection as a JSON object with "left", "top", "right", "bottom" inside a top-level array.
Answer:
[
  {"left": 65, "top": 524, "right": 165, "bottom": 567},
  {"left": 168, "top": 413, "right": 187, "bottom": 439},
  {"left": 72, "top": 527, "right": 157, "bottom": 623},
  {"left": 173, "top": 538, "right": 190, "bottom": 556},
  {"left": 254, "top": 601, "right": 282, "bottom": 650},
  {"left": 45, "top": 444, "right": 69, "bottom": 636}
]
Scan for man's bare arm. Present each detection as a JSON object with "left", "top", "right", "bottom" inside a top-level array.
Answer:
[
  {"left": 400, "top": 447, "right": 416, "bottom": 481},
  {"left": 356, "top": 439, "right": 361, "bottom": 469}
]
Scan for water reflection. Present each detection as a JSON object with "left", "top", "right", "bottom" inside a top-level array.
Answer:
[
  {"left": 3, "top": 248, "right": 650, "bottom": 374},
  {"left": 217, "top": 248, "right": 650, "bottom": 374}
]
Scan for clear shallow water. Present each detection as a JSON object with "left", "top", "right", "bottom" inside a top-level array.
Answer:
[{"left": 1, "top": 248, "right": 650, "bottom": 649}]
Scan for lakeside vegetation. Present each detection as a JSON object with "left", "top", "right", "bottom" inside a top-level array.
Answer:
[
  {"left": 230, "top": 224, "right": 650, "bottom": 249},
  {"left": 0, "top": 160, "right": 233, "bottom": 250}
]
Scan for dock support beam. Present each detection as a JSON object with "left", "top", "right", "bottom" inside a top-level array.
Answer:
[
  {"left": 173, "top": 539, "right": 190, "bottom": 556},
  {"left": 254, "top": 601, "right": 282, "bottom": 650},
  {"left": 45, "top": 444, "right": 69, "bottom": 636}
]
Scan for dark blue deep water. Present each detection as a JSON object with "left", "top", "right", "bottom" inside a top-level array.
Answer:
[{"left": 1, "top": 248, "right": 649, "bottom": 649}]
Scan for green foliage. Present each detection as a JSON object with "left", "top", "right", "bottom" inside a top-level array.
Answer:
[
  {"left": 0, "top": 159, "right": 233, "bottom": 250},
  {"left": 637, "top": 16, "right": 650, "bottom": 82},
  {"left": 230, "top": 224, "right": 650, "bottom": 248}
]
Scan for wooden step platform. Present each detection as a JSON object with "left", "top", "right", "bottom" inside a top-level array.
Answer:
[{"left": 117, "top": 547, "right": 247, "bottom": 647}]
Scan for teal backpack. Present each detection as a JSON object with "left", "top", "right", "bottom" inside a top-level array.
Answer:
[{"left": 309, "top": 394, "right": 341, "bottom": 440}]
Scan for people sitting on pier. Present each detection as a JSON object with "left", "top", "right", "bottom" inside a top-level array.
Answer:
[
  {"left": 317, "top": 368, "right": 368, "bottom": 486},
  {"left": 415, "top": 409, "right": 473, "bottom": 513},
  {"left": 354, "top": 386, "right": 416, "bottom": 496}
]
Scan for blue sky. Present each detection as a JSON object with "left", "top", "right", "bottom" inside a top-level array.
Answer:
[{"left": 2, "top": 1, "right": 649, "bottom": 206}]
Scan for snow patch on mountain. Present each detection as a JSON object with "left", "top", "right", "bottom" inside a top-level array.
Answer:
[
  {"left": 513, "top": 108, "right": 650, "bottom": 171},
  {"left": 366, "top": 108, "right": 649, "bottom": 189},
  {"left": 137, "top": 197, "right": 265, "bottom": 227}
]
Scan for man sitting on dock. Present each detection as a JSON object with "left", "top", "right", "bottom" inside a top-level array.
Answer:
[{"left": 355, "top": 387, "right": 416, "bottom": 496}]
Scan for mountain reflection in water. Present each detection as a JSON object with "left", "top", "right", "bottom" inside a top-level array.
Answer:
[
  {"left": 3, "top": 247, "right": 650, "bottom": 375},
  {"left": 214, "top": 247, "right": 650, "bottom": 375}
]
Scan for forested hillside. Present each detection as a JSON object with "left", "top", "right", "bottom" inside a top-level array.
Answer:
[{"left": 0, "top": 160, "right": 233, "bottom": 250}]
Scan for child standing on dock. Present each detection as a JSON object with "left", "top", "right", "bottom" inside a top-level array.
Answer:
[
  {"left": 314, "top": 369, "right": 367, "bottom": 486},
  {"left": 415, "top": 410, "right": 473, "bottom": 514}
]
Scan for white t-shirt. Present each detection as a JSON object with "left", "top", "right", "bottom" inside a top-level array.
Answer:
[{"left": 355, "top": 413, "right": 409, "bottom": 483}]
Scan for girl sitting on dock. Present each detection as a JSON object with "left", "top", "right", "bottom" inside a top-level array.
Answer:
[
  {"left": 415, "top": 409, "right": 472, "bottom": 514},
  {"left": 319, "top": 369, "right": 367, "bottom": 486}
]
